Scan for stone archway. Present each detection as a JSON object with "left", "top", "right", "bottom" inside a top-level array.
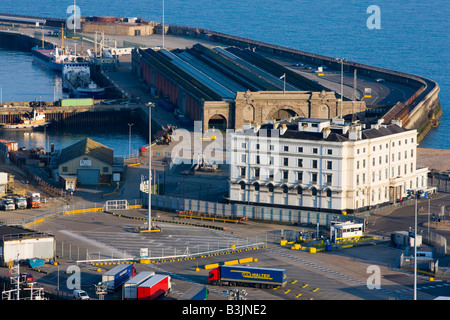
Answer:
[
  {"left": 268, "top": 108, "right": 298, "bottom": 120},
  {"left": 208, "top": 114, "right": 227, "bottom": 131}
]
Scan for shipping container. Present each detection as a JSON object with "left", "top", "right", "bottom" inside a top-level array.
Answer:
[
  {"left": 208, "top": 265, "right": 287, "bottom": 288},
  {"left": 137, "top": 274, "right": 171, "bottom": 300},
  {"left": 122, "top": 271, "right": 155, "bottom": 300},
  {"left": 59, "top": 98, "right": 94, "bottom": 107},
  {"left": 102, "top": 264, "right": 136, "bottom": 292}
]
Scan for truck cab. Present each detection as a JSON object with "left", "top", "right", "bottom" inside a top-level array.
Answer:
[
  {"left": 14, "top": 197, "right": 27, "bottom": 209},
  {"left": 208, "top": 268, "right": 220, "bottom": 285}
]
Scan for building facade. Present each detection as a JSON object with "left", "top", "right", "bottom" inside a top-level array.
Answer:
[
  {"left": 58, "top": 138, "right": 116, "bottom": 186},
  {"left": 229, "top": 117, "right": 429, "bottom": 213}
]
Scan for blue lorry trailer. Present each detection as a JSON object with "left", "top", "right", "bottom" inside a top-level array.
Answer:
[
  {"left": 208, "top": 265, "right": 287, "bottom": 288},
  {"left": 102, "top": 264, "right": 135, "bottom": 291}
]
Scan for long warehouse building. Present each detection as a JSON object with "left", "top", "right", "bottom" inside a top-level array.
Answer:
[{"left": 132, "top": 43, "right": 365, "bottom": 132}]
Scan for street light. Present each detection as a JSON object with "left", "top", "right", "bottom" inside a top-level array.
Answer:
[
  {"left": 336, "top": 58, "right": 345, "bottom": 118},
  {"left": 407, "top": 188, "right": 425, "bottom": 300},
  {"left": 128, "top": 123, "right": 134, "bottom": 157}
]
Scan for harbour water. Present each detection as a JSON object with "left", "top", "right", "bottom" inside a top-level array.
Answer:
[{"left": 0, "top": 0, "right": 448, "bottom": 149}]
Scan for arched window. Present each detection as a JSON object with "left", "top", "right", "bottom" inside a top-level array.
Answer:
[
  {"left": 283, "top": 185, "right": 289, "bottom": 194},
  {"left": 297, "top": 187, "right": 303, "bottom": 195},
  {"left": 268, "top": 184, "right": 274, "bottom": 193},
  {"left": 311, "top": 187, "right": 317, "bottom": 196},
  {"left": 254, "top": 183, "right": 260, "bottom": 191},
  {"left": 240, "top": 181, "right": 246, "bottom": 190},
  {"left": 326, "top": 189, "right": 332, "bottom": 198}
]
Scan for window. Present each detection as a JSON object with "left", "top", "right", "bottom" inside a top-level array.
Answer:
[
  {"left": 284, "top": 145, "right": 289, "bottom": 152},
  {"left": 357, "top": 161, "right": 360, "bottom": 169},
  {"left": 282, "top": 170, "right": 288, "bottom": 180},
  {"left": 254, "top": 168, "right": 260, "bottom": 179},
  {"left": 311, "top": 188, "right": 317, "bottom": 196},
  {"left": 297, "top": 187, "right": 303, "bottom": 195},
  {"left": 269, "top": 156, "right": 274, "bottom": 165},
  {"left": 268, "top": 184, "right": 274, "bottom": 192},
  {"left": 240, "top": 181, "right": 246, "bottom": 190},
  {"left": 297, "top": 171, "right": 303, "bottom": 182},
  {"left": 313, "top": 148, "right": 318, "bottom": 154},
  {"left": 254, "top": 183, "right": 260, "bottom": 191},
  {"left": 298, "top": 146, "right": 303, "bottom": 153},
  {"left": 241, "top": 142, "right": 246, "bottom": 148},
  {"left": 283, "top": 185, "right": 289, "bottom": 194},
  {"left": 298, "top": 159, "right": 303, "bottom": 167},
  {"left": 326, "top": 189, "right": 332, "bottom": 197},
  {"left": 283, "top": 157, "right": 289, "bottom": 166},
  {"left": 240, "top": 167, "right": 246, "bottom": 177},
  {"left": 312, "top": 173, "right": 318, "bottom": 183},
  {"left": 327, "top": 161, "right": 332, "bottom": 170},
  {"left": 103, "top": 167, "right": 109, "bottom": 173},
  {"left": 312, "top": 160, "right": 318, "bottom": 169},
  {"left": 269, "top": 169, "right": 274, "bottom": 179},
  {"left": 256, "top": 143, "right": 260, "bottom": 150},
  {"left": 356, "top": 174, "right": 359, "bottom": 185},
  {"left": 327, "top": 149, "right": 333, "bottom": 155},
  {"left": 256, "top": 155, "right": 260, "bottom": 164},
  {"left": 269, "top": 145, "right": 275, "bottom": 151},
  {"left": 326, "top": 174, "right": 332, "bottom": 185},
  {"left": 241, "top": 154, "right": 246, "bottom": 163}
]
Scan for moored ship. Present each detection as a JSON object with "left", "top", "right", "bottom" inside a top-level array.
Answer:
[
  {"left": 32, "top": 46, "right": 88, "bottom": 72},
  {"left": 62, "top": 63, "right": 105, "bottom": 99}
]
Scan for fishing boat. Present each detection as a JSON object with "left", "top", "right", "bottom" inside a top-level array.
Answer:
[
  {"left": 0, "top": 108, "right": 50, "bottom": 130},
  {"left": 62, "top": 62, "right": 105, "bottom": 99}
]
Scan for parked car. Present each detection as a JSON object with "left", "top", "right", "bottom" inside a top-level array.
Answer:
[{"left": 21, "top": 273, "right": 34, "bottom": 282}]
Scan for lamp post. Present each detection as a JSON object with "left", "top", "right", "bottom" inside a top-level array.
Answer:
[
  {"left": 128, "top": 123, "right": 134, "bottom": 157},
  {"left": 407, "top": 188, "right": 424, "bottom": 300}
]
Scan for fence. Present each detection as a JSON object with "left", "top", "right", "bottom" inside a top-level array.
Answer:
[{"left": 147, "top": 194, "right": 365, "bottom": 228}]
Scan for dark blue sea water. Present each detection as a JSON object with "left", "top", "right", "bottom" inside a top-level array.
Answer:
[{"left": 0, "top": 0, "right": 448, "bottom": 149}]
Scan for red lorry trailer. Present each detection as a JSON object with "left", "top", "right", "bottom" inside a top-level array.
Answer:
[
  {"left": 137, "top": 275, "right": 171, "bottom": 300},
  {"left": 208, "top": 265, "right": 287, "bottom": 288}
]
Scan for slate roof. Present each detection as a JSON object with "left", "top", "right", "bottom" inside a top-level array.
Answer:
[
  {"left": 242, "top": 122, "right": 408, "bottom": 143},
  {"left": 59, "top": 138, "right": 114, "bottom": 166}
]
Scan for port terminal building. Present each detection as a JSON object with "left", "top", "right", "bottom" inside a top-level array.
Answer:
[
  {"left": 228, "top": 117, "right": 429, "bottom": 214},
  {"left": 132, "top": 44, "right": 366, "bottom": 132}
]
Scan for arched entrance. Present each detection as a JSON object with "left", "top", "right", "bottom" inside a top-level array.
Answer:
[
  {"left": 268, "top": 108, "right": 298, "bottom": 120},
  {"left": 208, "top": 114, "right": 227, "bottom": 131}
]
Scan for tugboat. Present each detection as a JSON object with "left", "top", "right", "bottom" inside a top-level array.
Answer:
[
  {"left": 0, "top": 107, "right": 50, "bottom": 130},
  {"left": 62, "top": 62, "right": 105, "bottom": 99}
]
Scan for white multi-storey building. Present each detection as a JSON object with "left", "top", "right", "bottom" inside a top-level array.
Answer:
[{"left": 228, "top": 117, "right": 429, "bottom": 213}]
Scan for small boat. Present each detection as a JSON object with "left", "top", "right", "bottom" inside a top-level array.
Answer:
[{"left": 0, "top": 108, "right": 50, "bottom": 130}]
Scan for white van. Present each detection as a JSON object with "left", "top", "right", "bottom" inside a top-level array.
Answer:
[{"left": 73, "top": 289, "right": 91, "bottom": 300}]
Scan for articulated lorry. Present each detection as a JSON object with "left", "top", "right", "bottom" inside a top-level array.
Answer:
[
  {"left": 122, "top": 271, "right": 155, "bottom": 300},
  {"left": 208, "top": 265, "right": 287, "bottom": 288}
]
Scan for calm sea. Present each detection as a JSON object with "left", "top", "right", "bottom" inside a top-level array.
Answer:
[{"left": 0, "top": 0, "right": 448, "bottom": 149}]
